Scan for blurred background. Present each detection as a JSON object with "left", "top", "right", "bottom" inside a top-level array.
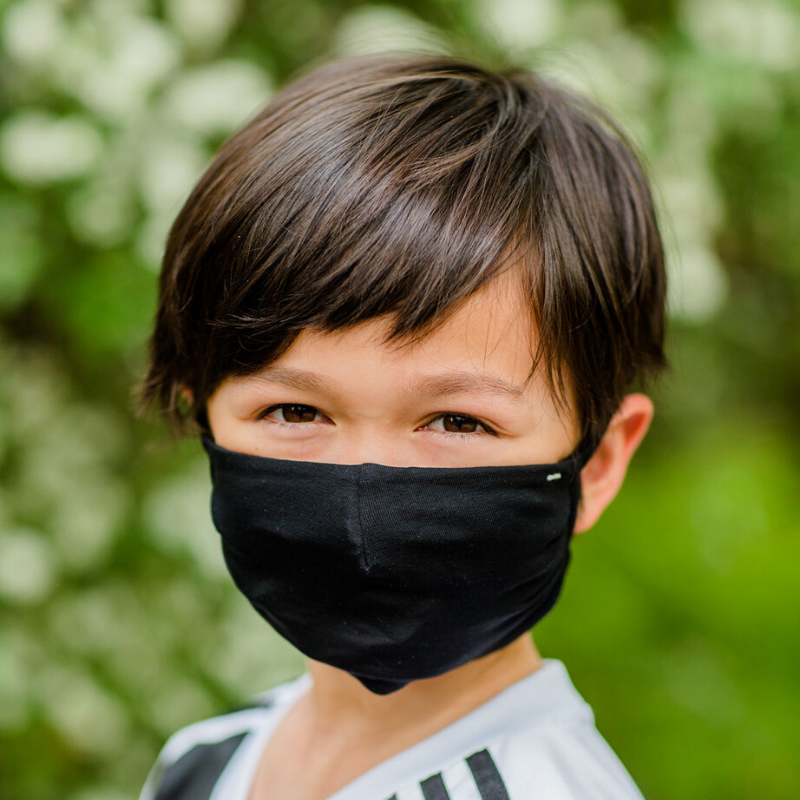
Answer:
[{"left": 0, "top": 0, "right": 798, "bottom": 798}]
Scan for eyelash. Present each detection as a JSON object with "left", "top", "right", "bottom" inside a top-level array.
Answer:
[
  {"left": 257, "top": 404, "right": 498, "bottom": 438},
  {"left": 258, "top": 404, "right": 326, "bottom": 426},
  {"left": 425, "top": 413, "right": 499, "bottom": 439}
]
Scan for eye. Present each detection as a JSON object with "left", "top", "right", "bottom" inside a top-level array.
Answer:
[
  {"left": 261, "top": 404, "right": 323, "bottom": 424},
  {"left": 425, "top": 414, "right": 496, "bottom": 436}
]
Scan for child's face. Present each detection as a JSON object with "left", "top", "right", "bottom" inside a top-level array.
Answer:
[{"left": 205, "top": 270, "right": 579, "bottom": 468}]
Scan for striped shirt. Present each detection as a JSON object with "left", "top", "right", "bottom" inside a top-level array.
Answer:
[{"left": 139, "top": 659, "right": 646, "bottom": 800}]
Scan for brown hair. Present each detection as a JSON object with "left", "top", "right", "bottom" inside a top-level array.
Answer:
[{"left": 139, "top": 55, "right": 667, "bottom": 444}]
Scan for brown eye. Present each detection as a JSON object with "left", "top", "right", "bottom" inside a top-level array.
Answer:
[
  {"left": 442, "top": 414, "right": 481, "bottom": 434},
  {"left": 273, "top": 404, "right": 319, "bottom": 423}
]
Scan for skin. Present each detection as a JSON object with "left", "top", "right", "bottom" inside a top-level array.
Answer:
[{"left": 203, "top": 269, "right": 653, "bottom": 800}]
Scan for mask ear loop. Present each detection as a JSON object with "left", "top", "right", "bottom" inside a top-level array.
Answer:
[
  {"left": 571, "top": 435, "right": 598, "bottom": 468},
  {"left": 564, "top": 429, "right": 604, "bottom": 533},
  {"left": 569, "top": 418, "right": 612, "bottom": 471}
]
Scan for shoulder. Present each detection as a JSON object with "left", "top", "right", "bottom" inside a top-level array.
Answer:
[
  {"left": 138, "top": 674, "right": 310, "bottom": 800},
  {"left": 398, "top": 660, "right": 646, "bottom": 800},
  {"left": 486, "top": 660, "right": 645, "bottom": 800},
  {"left": 390, "top": 730, "right": 646, "bottom": 800},
  {"left": 485, "top": 721, "right": 646, "bottom": 800}
]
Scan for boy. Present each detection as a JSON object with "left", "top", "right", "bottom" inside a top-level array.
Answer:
[{"left": 138, "top": 55, "right": 666, "bottom": 800}]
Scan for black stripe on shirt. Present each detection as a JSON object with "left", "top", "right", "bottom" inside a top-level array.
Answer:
[
  {"left": 420, "top": 772, "right": 451, "bottom": 800},
  {"left": 154, "top": 732, "right": 248, "bottom": 800},
  {"left": 466, "top": 749, "right": 511, "bottom": 800}
]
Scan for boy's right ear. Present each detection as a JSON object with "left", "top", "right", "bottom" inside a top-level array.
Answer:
[
  {"left": 179, "top": 385, "right": 213, "bottom": 434},
  {"left": 176, "top": 385, "right": 197, "bottom": 422}
]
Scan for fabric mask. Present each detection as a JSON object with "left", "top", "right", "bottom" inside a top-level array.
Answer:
[{"left": 201, "top": 434, "right": 595, "bottom": 695}]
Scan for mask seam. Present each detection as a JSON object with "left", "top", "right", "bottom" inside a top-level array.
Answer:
[{"left": 357, "top": 464, "right": 370, "bottom": 571}]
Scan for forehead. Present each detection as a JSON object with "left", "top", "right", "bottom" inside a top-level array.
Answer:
[{"left": 260, "top": 269, "right": 542, "bottom": 396}]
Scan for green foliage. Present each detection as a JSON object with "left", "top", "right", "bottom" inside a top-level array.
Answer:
[{"left": 1, "top": 1, "right": 798, "bottom": 798}]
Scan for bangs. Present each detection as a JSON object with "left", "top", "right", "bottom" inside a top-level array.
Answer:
[{"left": 207, "top": 65, "right": 540, "bottom": 344}]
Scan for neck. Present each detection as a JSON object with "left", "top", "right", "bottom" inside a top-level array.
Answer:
[{"left": 303, "top": 634, "right": 543, "bottom": 742}]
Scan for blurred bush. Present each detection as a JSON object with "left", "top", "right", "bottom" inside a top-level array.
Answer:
[{"left": 0, "top": 1, "right": 798, "bottom": 798}]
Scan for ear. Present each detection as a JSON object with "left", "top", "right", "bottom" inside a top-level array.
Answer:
[{"left": 573, "top": 393, "right": 654, "bottom": 534}]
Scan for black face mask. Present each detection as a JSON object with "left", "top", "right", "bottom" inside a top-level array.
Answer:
[{"left": 201, "top": 434, "right": 594, "bottom": 695}]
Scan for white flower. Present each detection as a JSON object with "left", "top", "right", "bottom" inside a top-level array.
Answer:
[
  {"left": 161, "top": 60, "right": 272, "bottom": 136},
  {"left": 682, "top": 0, "right": 800, "bottom": 71},
  {"left": 1, "top": 0, "right": 65, "bottom": 66},
  {"left": 69, "top": 16, "right": 182, "bottom": 122},
  {"left": 475, "top": 0, "right": 562, "bottom": 52},
  {"left": 166, "top": 0, "right": 244, "bottom": 52},
  {"left": 333, "top": 4, "right": 446, "bottom": 57},
  {"left": 0, "top": 528, "right": 56, "bottom": 605},
  {"left": 0, "top": 112, "right": 103, "bottom": 184}
]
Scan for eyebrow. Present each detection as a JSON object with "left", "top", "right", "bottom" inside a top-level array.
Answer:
[
  {"left": 250, "top": 367, "right": 527, "bottom": 400},
  {"left": 249, "top": 367, "right": 330, "bottom": 393},
  {"left": 410, "top": 372, "right": 527, "bottom": 400}
]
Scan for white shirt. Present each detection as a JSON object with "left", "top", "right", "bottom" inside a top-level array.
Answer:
[{"left": 139, "top": 658, "right": 646, "bottom": 800}]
